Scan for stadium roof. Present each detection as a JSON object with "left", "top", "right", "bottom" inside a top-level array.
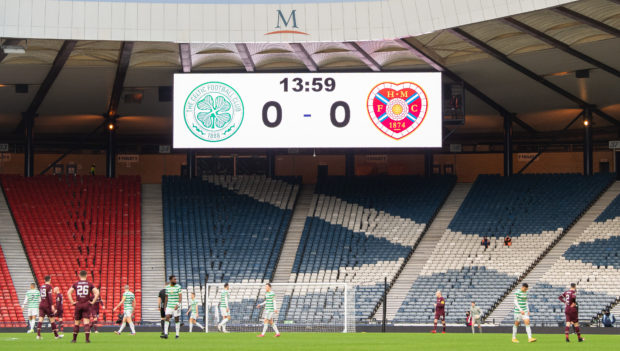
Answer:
[{"left": 0, "top": 0, "right": 618, "bottom": 148}]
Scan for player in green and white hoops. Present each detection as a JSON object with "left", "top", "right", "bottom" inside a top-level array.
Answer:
[
  {"left": 186, "top": 292, "right": 204, "bottom": 332},
  {"left": 512, "top": 283, "right": 536, "bottom": 343},
  {"left": 161, "top": 275, "right": 182, "bottom": 339},
  {"left": 113, "top": 285, "right": 136, "bottom": 335},
  {"left": 217, "top": 283, "right": 231, "bottom": 333},
  {"left": 256, "top": 283, "right": 280, "bottom": 338},
  {"left": 22, "top": 283, "right": 40, "bottom": 333}
]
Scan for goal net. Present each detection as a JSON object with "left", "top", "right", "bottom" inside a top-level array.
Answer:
[{"left": 204, "top": 282, "right": 356, "bottom": 333}]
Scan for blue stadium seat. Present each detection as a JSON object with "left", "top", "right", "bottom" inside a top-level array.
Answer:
[
  {"left": 283, "top": 176, "right": 456, "bottom": 322},
  {"left": 521, "top": 190, "right": 620, "bottom": 326},
  {"left": 394, "top": 173, "right": 614, "bottom": 324},
  {"left": 162, "top": 175, "right": 298, "bottom": 318}
]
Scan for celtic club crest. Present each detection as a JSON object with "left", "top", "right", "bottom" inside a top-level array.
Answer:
[
  {"left": 184, "top": 82, "right": 244, "bottom": 142},
  {"left": 367, "top": 82, "right": 428, "bottom": 140}
]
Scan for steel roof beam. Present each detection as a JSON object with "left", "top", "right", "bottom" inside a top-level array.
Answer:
[
  {"left": 106, "top": 41, "right": 134, "bottom": 118},
  {"left": 14, "top": 40, "right": 76, "bottom": 133},
  {"left": 179, "top": 43, "right": 192, "bottom": 73},
  {"left": 551, "top": 7, "right": 620, "bottom": 37},
  {"left": 24, "top": 40, "right": 77, "bottom": 116},
  {"left": 235, "top": 43, "right": 255, "bottom": 72},
  {"left": 343, "top": 42, "right": 381, "bottom": 72},
  {"left": 395, "top": 37, "right": 447, "bottom": 72},
  {"left": 289, "top": 43, "right": 318, "bottom": 72},
  {"left": 395, "top": 37, "right": 538, "bottom": 134},
  {"left": 449, "top": 28, "right": 620, "bottom": 127},
  {"left": 503, "top": 17, "right": 619, "bottom": 78}
]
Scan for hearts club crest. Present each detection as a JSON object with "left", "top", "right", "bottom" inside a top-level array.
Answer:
[{"left": 367, "top": 82, "right": 429, "bottom": 140}]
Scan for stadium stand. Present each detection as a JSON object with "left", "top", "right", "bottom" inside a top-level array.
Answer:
[
  {"left": 0, "top": 187, "right": 36, "bottom": 325},
  {"left": 140, "top": 184, "right": 167, "bottom": 322},
  {"left": 0, "top": 175, "right": 142, "bottom": 323},
  {"left": 393, "top": 173, "right": 615, "bottom": 324},
  {"left": 486, "top": 181, "right": 620, "bottom": 324},
  {"left": 379, "top": 183, "right": 472, "bottom": 320},
  {"left": 271, "top": 184, "right": 316, "bottom": 284},
  {"left": 0, "top": 246, "right": 22, "bottom": 324},
  {"left": 283, "top": 176, "right": 456, "bottom": 322},
  {"left": 523, "top": 190, "right": 620, "bottom": 326},
  {"left": 611, "top": 303, "right": 620, "bottom": 323},
  {"left": 162, "top": 175, "right": 299, "bottom": 320}
]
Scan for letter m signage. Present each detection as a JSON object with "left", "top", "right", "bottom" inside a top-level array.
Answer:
[{"left": 276, "top": 9, "right": 299, "bottom": 29}]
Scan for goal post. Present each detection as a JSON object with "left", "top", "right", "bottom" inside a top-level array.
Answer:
[{"left": 204, "top": 282, "right": 356, "bottom": 333}]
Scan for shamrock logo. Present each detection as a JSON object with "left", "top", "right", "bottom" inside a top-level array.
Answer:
[
  {"left": 183, "top": 82, "right": 244, "bottom": 142},
  {"left": 195, "top": 95, "right": 232, "bottom": 130}
]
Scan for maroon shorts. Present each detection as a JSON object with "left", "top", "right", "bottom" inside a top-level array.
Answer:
[
  {"left": 565, "top": 309, "right": 578, "bottom": 323},
  {"left": 39, "top": 305, "right": 53, "bottom": 318},
  {"left": 435, "top": 311, "right": 445, "bottom": 321},
  {"left": 54, "top": 310, "right": 63, "bottom": 318},
  {"left": 74, "top": 303, "right": 92, "bottom": 321}
]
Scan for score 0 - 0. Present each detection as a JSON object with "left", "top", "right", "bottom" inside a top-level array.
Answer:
[{"left": 262, "top": 77, "right": 349, "bottom": 128}]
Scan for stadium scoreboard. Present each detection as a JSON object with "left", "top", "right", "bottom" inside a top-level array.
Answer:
[{"left": 173, "top": 72, "right": 442, "bottom": 148}]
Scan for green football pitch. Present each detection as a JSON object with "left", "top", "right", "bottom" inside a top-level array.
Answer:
[{"left": 1, "top": 332, "right": 618, "bottom": 351}]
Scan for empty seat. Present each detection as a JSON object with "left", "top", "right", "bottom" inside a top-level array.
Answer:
[
  {"left": 285, "top": 175, "right": 456, "bottom": 322},
  {"left": 394, "top": 173, "right": 614, "bottom": 324},
  {"left": 0, "top": 175, "right": 142, "bottom": 323},
  {"left": 162, "top": 175, "right": 299, "bottom": 321}
]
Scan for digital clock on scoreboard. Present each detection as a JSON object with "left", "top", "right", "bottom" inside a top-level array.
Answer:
[{"left": 173, "top": 72, "right": 441, "bottom": 148}]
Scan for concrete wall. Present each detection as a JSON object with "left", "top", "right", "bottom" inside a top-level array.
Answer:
[
  {"left": 275, "top": 154, "right": 346, "bottom": 184},
  {"left": 0, "top": 152, "right": 186, "bottom": 184},
  {"left": 0, "top": 151, "right": 615, "bottom": 184}
]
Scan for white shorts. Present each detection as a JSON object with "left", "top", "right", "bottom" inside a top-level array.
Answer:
[
  {"left": 219, "top": 307, "right": 229, "bottom": 318},
  {"left": 124, "top": 310, "right": 133, "bottom": 319},
  {"left": 165, "top": 307, "right": 181, "bottom": 317},
  {"left": 190, "top": 313, "right": 198, "bottom": 320},
  {"left": 28, "top": 308, "right": 39, "bottom": 317},
  {"left": 264, "top": 311, "right": 275, "bottom": 320},
  {"left": 514, "top": 311, "right": 530, "bottom": 323},
  {"left": 473, "top": 315, "right": 481, "bottom": 322}
]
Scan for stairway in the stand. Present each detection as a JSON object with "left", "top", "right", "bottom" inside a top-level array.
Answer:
[
  {"left": 374, "top": 183, "right": 472, "bottom": 321},
  {"left": 0, "top": 186, "right": 36, "bottom": 319},
  {"left": 141, "top": 184, "right": 167, "bottom": 322},
  {"left": 487, "top": 181, "right": 620, "bottom": 325},
  {"left": 272, "top": 184, "right": 315, "bottom": 283},
  {"left": 610, "top": 300, "right": 620, "bottom": 318}
]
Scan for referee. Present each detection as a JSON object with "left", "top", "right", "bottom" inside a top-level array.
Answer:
[{"left": 158, "top": 284, "right": 167, "bottom": 334}]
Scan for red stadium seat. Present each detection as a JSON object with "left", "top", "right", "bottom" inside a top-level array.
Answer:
[
  {"left": 0, "top": 246, "right": 23, "bottom": 324},
  {"left": 0, "top": 175, "right": 142, "bottom": 324}
]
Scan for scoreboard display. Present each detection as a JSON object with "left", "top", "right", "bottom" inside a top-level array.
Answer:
[{"left": 173, "top": 72, "right": 442, "bottom": 148}]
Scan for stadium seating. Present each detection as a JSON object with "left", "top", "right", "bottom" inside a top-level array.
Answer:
[
  {"left": 0, "top": 246, "right": 22, "bottom": 325},
  {"left": 162, "top": 175, "right": 299, "bottom": 319},
  {"left": 3, "top": 170, "right": 617, "bottom": 329},
  {"left": 394, "top": 173, "right": 614, "bottom": 324},
  {"left": 283, "top": 176, "right": 456, "bottom": 322},
  {"left": 522, "top": 192, "right": 620, "bottom": 326},
  {"left": 0, "top": 175, "right": 142, "bottom": 323}
]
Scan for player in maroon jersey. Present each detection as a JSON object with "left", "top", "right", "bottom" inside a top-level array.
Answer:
[
  {"left": 37, "top": 275, "right": 59, "bottom": 339},
  {"left": 67, "top": 270, "right": 99, "bottom": 343},
  {"left": 53, "top": 287, "right": 64, "bottom": 337},
  {"left": 431, "top": 290, "right": 446, "bottom": 334},
  {"left": 90, "top": 290, "right": 104, "bottom": 333},
  {"left": 559, "top": 283, "right": 584, "bottom": 343}
]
